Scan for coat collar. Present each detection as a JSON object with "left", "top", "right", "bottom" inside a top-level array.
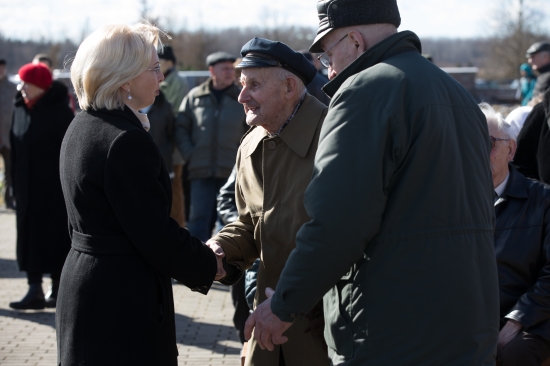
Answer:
[
  {"left": 502, "top": 165, "right": 530, "bottom": 200},
  {"left": 194, "top": 77, "right": 241, "bottom": 100},
  {"left": 244, "top": 94, "right": 326, "bottom": 158},
  {"left": 323, "top": 31, "right": 421, "bottom": 98},
  {"left": 88, "top": 105, "right": 145, "bottom": 131}
]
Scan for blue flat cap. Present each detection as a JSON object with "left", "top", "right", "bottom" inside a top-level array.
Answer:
[{"left": 236, "top": 37, "right": 317, "bottom": 85}]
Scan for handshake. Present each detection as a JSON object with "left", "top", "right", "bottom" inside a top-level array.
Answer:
[{"left": 206, "top": 239, "right": 226, "bottom": 281}]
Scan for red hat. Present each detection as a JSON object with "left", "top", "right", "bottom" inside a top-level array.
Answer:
[{"left": 18, "top": 63, "right": 52, "bottom": 90}]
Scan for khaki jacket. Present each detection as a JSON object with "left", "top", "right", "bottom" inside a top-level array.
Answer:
[{"left": 214, "top": 94, "right": 329, "bottom": 366}]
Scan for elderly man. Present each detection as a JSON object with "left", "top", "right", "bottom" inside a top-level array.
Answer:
[
  {"left": 208, "top": 38, "right": 329, "bottom": 366},
  {"left": 175, "top": 51, "right": 246, "bottom": 241},
  {"left": 480, "top": 103, "right": 550, "bottom": 365},
  {"left": 245, "top": 0, "right": 500, "bottom": 365},
  {"left": 526, "top": 41, "right": 550, "bottom": 98}
]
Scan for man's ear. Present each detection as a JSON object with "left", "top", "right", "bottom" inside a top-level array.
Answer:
[
  {"left": 508, "top": 140, "right": 517, "bottom": 162},
  {"left": 208, "top": 65, "right": 214, "bottom": 77},
  {"left": 348, "top": 30, "right": 367, "bottom": 55},
  {"left": 285, "top": 77, "right": 298, "bottom": 98}
]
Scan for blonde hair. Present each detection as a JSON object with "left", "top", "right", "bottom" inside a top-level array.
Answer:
[{"left": 70, "top": 23, "right": 163, "bottom": 110}]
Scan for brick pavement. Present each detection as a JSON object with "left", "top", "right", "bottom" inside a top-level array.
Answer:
[{"left": 0, "top": 208, "right": 242, "bottom": 365}]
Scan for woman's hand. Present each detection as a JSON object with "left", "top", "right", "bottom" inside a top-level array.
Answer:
[{"left": 205, "top": 239, "right": 226, "bottom": 280}]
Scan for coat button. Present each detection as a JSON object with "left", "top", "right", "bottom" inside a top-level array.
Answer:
[
  {"left": 267, "top": 141, "right": 277, "bottom": 150},
  {"left": 290, "top": 313, "right": 296, "bottom": 319}
]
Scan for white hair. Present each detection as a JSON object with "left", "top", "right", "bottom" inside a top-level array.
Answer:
[
  {"left": 479, "top": 102, "right": 517, "bottom": 141},
  {"left": 272, "top": 67, "right": 307, "bottom": 99},
  {"left": 70, "top": 23, "right": 164, "bottom": 111}
]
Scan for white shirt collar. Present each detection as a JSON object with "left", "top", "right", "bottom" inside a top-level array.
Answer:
[
  {"left": 126, "top": 104, "right": 150, "bottom": 132},
  {"left": 495, "top": 172, "right": 510, "bottom": 198}
]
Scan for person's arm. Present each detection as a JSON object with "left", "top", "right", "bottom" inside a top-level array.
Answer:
[
  {"left": 174, "top": 94, "right": 195, "bottom": 162},
  {"left": 217, "top": 166, "right": 238, "bottom": 226},
  {"left": 104, "top": 129, "right": 217, "bottom": 293},
  {"left": 271, "top": 83, "right": 397, "bottom": 321},
  {"left": 505, "top": 192, "right": 550, "bottom": 330},
  {"left": 512, "top": 103, "right": 545, "bottom": 180}
]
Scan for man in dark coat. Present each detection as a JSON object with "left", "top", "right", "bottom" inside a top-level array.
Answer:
[
  {"left": 246, "top": 1, "right": 499, "bottom": 364},
  {"left": 9, "top": 63, "right": 74, "bottom": 310},
  {"left": 482, "top": 103, "right": 550, "bottom": 365},
  {"left": 513, "top": 89, "right": 550, "bottom": 183},
  {"left": 526, "top": 41, "right": 550, "bottom": 99},
  {"left": 142, "top": 90, "right": 175, "bottom": 173}
]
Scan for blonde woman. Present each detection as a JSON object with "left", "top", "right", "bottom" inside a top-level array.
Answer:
[{"left": 57, "top": 23, "right": 227, "bottom": 365}]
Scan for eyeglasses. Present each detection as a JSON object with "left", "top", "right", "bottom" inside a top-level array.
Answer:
[
  {"left": 490, "top": 136, "right": 510, "bottom": 149},
  {"left": 146, "top": 65, "right": 162, "bottom": 75},
  {"left": 317, "top": 34, "right": 349, "bottom": 68}
]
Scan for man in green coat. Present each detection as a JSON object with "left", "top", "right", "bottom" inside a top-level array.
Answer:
[{"left": 245, "top": 0, "right": 500, "bottom": 364}]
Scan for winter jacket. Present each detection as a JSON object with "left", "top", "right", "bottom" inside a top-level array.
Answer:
[
  {"left": 175, "top": 79, "right": 246, "bottom": 179},
  {"left": 10, "top": 81, "right": 73, "bottom": 274},
  {"left": 495, "top": 166, "right": 550, "bottom": 341},
  {"left": 271, "top": 31, "right": 499, "bottom": 365}
]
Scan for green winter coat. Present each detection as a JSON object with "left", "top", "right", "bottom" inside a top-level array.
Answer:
[
  {"left": 271, "top": 31, "right": 499, "bottom": 365},
  {"left": 175, "top": 79, "right": 246, "bottom": 179}
]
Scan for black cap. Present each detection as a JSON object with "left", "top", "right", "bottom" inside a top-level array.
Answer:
[
  {"left": 526, "top": 41, "right": 550, "bottom": 58},
  {"left": 237, "top": 37, "right": 317, "bottom": 85},
  {"left": 0, "top": 59, "right": 5, "bottom": 65},
  {"left": 309, "top": 0, "right": 401, "bottom": 53},
  {"left": 158, "top": 45, "right": 176, "bottom": 63},
  {"left": 206, "top": 51, "right": 236, "bottom": 67}
]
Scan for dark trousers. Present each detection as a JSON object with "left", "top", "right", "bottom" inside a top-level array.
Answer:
[
  {"left": 27, "top": 271, "right": 61, "bottom": 285},
  {"left": 231, "top": 275, "right": 250, "bottom": 344},
  {"left": 498, "top": 331, "right": 550, "bottom": 366},
  {"left": 187, "top": 177, "right": 227, "bottom": 242},
  {"left": 0, "top": 146, "right": 13, "bottom": 208}
]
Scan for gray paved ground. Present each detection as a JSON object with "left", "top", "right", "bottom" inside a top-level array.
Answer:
[{"left": 0, "top": 208, "right": 242, "bottom": 365}]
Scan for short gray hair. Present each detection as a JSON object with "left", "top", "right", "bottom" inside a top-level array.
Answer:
[
  {"left": 272, "top": 68, "right": 307, "bottom": 99},
  {"left": 479, "top": 102, "right": 517, "bottom": 141}
]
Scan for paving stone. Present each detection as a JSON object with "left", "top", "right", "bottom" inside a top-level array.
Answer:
[{"left": 0, "top": 208, "right": 241, "bottom": 365}]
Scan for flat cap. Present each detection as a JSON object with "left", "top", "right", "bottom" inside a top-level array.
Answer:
[
  {"left": 526, "top": 41, "right": 550, "bottom": 58},
  {"left": 236, "top": 37, "right": 317, "bottom": 85},
  {"left": 206, "top": 51, "right": 236, "bottom": 67},
  {"left": 309, "top": 0, "right": 401, "bottom": 53},
  {"left": 158, "top": 45, "right": 176, "bottom": 63}
]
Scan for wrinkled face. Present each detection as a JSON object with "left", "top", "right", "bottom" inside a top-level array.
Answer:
[
  {"left": 319, "top": 31, "right": 358, "bottom": 80},
  {"left": 126, "top": 48, "right": 165, "bottom": 110},
  {"left": 238, "top": 68, "right": 287, "bottom": 131},
  {"left": 488, "top": 122, "right": 515, "bottom": 186},
  {"left": 210, "top": 61, "right": 235, "bottom": 89},
  {"left": 528, "top": 51, "right": 550, "bottom": 71},
  {"left": 19, "top": 81, "right": 45, "bottom": 100}
]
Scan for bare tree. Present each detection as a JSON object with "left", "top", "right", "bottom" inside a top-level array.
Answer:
[{"left": 486, "top": 0, "right": 548, "bottom": 79}]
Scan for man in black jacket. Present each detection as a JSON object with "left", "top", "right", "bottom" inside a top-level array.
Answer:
[{"left": 482, "top": 102, "right": 550, "bottom": 365}]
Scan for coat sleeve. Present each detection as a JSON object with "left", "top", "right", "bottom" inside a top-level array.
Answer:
[
  {"left": 271, "top": 83, "right": 399, "bottom": 322},
  {"left": 175, "top": 94, "right": 195, "bottom": 162},
  {"left": 104, "top": 129, "right": 217, "bottom": 293},
  {"left": 217, "top": 166, "right": 238, "bottom": 225},
  {"left": 512, "top": 103, "right": 545, "bottom": 180},
  {"left": 507, "top": 192, "right": 550, "bottom": 329},
  {"left": 212, "top": 150, "right": 260, "bottom": 276}
]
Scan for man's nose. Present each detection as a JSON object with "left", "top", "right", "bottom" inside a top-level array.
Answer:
[{"left": 238, "top": 88, "right": 250, "bottom": 104}]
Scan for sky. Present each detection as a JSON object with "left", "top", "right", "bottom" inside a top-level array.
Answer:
[{"left": 0, "top": 0, "right": 549, "bottom": 42}]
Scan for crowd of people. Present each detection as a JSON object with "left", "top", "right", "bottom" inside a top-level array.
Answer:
[{"left": 1, "top": 0, "right": 550, "bottom": 365}]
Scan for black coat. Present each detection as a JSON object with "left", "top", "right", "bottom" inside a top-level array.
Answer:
[
  {"left": 512, "top": 100, "right": 550, "bottom": 183},
  {"left": 495, "top": 166, "right": 550, "bottom": 341},
  {"left": 147, "top": 91, "right": 175, "bottom": 174},
  {"left": 56, "top": 106, "right": 217, "bottom": 365},
  {"left": 10, "top": 81, "right": 73, "bottom": 274}
]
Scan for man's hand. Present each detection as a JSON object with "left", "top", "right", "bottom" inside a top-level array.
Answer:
[
  {"left": 497, "top": 319, "right": 522, "bottom": 354},
  {"left": 244, "top": 287, "right": 293, "bottom": 351},
  {"left": 205, "top": 239, "right": 226, "bottom": 281}
]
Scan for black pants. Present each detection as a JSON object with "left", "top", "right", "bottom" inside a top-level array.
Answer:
[
  {"left": 498, "top": 331, "right": 550, "bottom": 365},
  {"left": 27, "top": 271, "right": 61, "bottom": 285},
  {"left": 230, "top": 275, "right": 250, "bottom": 344}
]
